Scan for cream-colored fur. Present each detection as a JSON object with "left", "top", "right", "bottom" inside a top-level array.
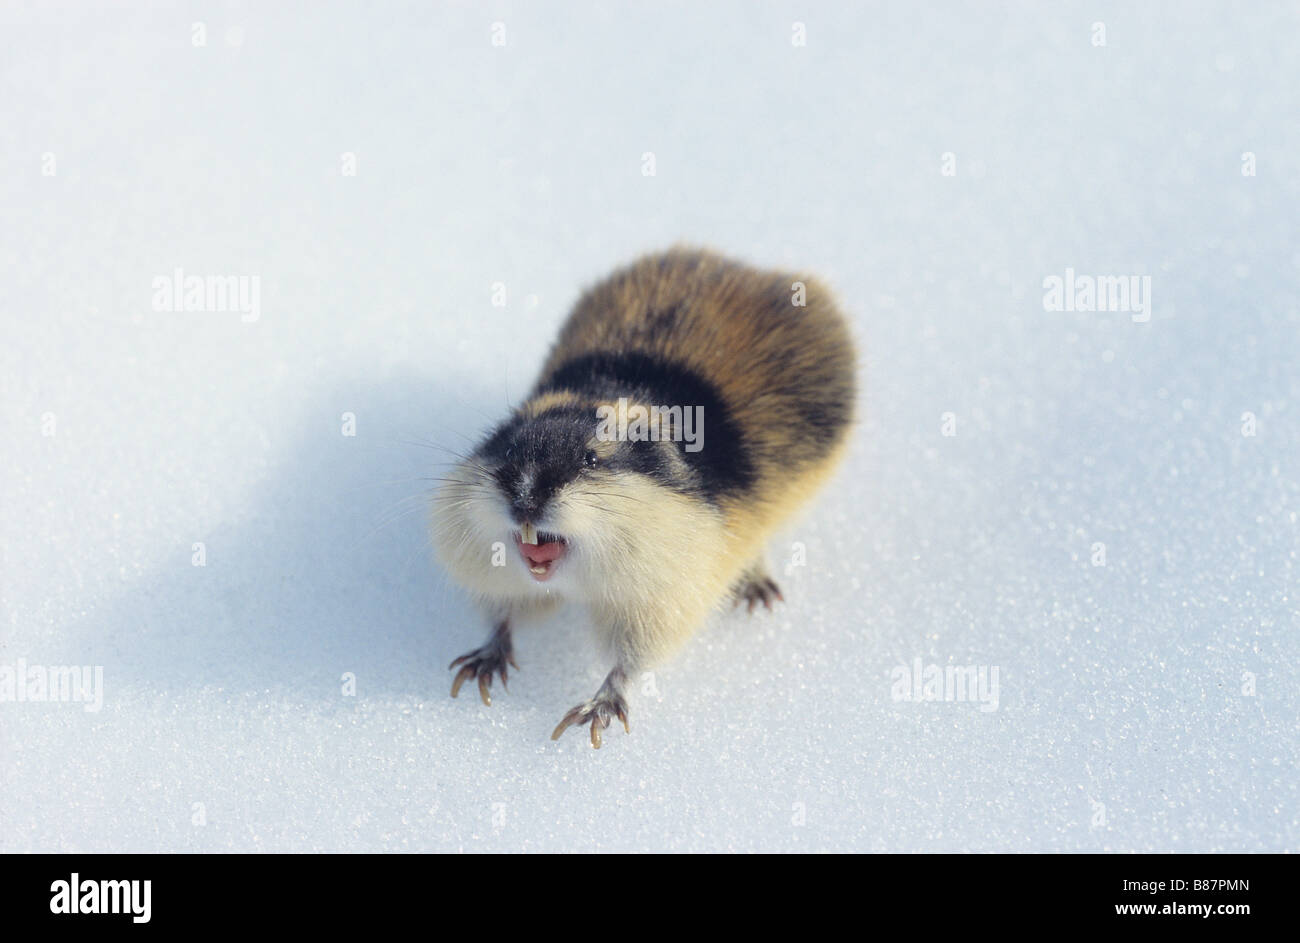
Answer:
[{"left": 433, "top": 455, "right": 732, "bottom": 669}]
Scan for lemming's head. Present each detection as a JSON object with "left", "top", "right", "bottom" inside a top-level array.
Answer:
[{"left": 432, "top": 398, "right": 701, "bottom": 594}]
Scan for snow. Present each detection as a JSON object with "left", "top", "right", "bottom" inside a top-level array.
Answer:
[{"left": 2, "top": 1, "right": 1297, "bottom": 852}]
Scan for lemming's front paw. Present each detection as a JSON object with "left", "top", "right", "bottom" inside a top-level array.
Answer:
[
  {"left": 551, "top": 692, "right": 630, "bottom": 749},
  {"left": 448, "top": 641, "right": 517, "bottom": 706}
]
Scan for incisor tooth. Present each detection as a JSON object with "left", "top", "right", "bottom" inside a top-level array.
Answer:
[{"left": 520, "top": 522, "right": 538, "bottom": 545}]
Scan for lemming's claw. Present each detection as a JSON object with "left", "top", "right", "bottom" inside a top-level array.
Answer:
[
  {"left": 450, "top": 664, "right": 476, "bottom": 699},
  {"left": 448, "top": 639, "right": 515, "bottom": 706},
  {"left": 551, "top": 693, "right": 630, "bottom": 749},
  {"left": 550, "top": 706, "right": 584, "bottom": 742}
]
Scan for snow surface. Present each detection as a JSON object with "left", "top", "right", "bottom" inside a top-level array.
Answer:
[{"left": 2, "top": 1, "right": 1298, "bottom": 853}]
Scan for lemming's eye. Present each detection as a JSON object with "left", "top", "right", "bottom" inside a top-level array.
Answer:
[{"left": 584, "top": 450, "right": 599, "bottom": 468}]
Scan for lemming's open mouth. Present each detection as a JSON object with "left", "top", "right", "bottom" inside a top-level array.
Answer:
[{"left": 515, "top": 522, "right": 567, "bottom": 582}]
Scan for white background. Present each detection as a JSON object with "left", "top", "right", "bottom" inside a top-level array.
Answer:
[{"left": 2, "top": 1, "right": 1297, "bottom": 852}]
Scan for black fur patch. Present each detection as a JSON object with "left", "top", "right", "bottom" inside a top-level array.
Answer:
[
  {"left": 478, "top": 406, "right": 595, "bottom": 523},
  {"left": 535, "top": 351, "right": 755, "bottom": 500}
]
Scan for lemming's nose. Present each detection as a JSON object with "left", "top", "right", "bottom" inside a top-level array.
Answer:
[{"left": 509, "top": 496, "right": 539, "bottom": 524}]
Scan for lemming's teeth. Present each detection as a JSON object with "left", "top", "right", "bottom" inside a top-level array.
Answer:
[
  {"left": 530, "top": 566, "right": 546, "bottom": 575},
  {"left": 520, "top": 522, "right": 538, "bottom": 545}
]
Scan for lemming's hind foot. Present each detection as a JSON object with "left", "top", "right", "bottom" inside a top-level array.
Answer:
[
  {"left": 732, "top": 564, "right": 784, "bottom": 613},
  {"left": 449, "top": 622, "right": 516, "bottom": 706},
  {"left": 551, "top": 668, "right": 629, "bottom": 749}
]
